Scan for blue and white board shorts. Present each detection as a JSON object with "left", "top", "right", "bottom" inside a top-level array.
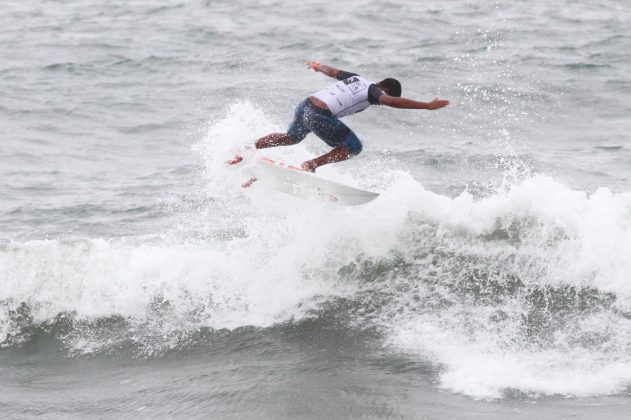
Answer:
[{"left": 286, "top": 99, "right": 363, "bottom": 154}]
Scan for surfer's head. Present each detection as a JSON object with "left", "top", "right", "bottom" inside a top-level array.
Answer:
[{"left": 377, "top": 78, "right": 402, "bottom": 97}]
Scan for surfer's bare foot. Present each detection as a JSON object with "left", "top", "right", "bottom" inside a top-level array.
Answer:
[
  {"left": 301, "top": 160, "right": 317, "bottom": 172},
  {"left": 227, "top": 155, "right": 243, "bottom": 165}
]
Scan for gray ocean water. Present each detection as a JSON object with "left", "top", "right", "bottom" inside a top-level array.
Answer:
[{"left": 2, "top": 0, "right": 631, "bottom": 418}]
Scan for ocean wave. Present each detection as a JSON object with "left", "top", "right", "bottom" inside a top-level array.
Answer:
[{"left": 2, "top": 101, "right": 631, "bottom": 401}]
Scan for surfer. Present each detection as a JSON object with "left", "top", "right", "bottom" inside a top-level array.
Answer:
[{"left": 233, "top": 61, "right": 449, "bottom": 172}]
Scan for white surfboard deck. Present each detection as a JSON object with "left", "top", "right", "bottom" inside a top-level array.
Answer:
[{"left": 247, "top": 156, "right": 379, "bottom": 206}]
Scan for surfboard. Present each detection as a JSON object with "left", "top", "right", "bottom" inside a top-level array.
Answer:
[{"left": 246, "top": 156, "right": 379, "bottom": 206}]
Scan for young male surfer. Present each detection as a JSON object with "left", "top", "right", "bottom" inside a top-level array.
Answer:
[{"left": 231, "top": 61, "right": 449, "bottom": 172}]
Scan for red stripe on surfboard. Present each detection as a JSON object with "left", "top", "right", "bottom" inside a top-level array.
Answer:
[{"left": 259, "top": 156, "right": 305, "bottom": 172}]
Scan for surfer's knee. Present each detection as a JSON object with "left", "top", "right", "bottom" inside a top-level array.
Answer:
[
  {"left": 343, "top": 132, "right": 362, "bottom": 155},
  {"left": 286, "top": 131, "right": 306, "bottom": 145},
  {"left": 286, "top": 118, "right": 309, "bottom": 144}
]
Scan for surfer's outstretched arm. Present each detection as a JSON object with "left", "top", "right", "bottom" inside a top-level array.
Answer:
[
  {"left": 380, "top": 95, "right": 449, "bottom": 110},
  {"left": 305, "top": 61, "right": 356, "bottom": 80}
]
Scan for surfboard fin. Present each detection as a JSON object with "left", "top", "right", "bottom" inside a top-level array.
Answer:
[{"left": 241, "top": 177, "right": 257, "bottom": 188}]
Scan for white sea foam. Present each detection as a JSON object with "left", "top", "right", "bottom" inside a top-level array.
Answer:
[
  {"left": 375, "top": 171, "right": 631, "bottom": 399},
  {"left": 392, "top": 311, "right": 631, "bottom": 399}
]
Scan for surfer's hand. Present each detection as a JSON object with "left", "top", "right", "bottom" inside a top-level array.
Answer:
[
  {"left": 428, "top": 98, "right": 449, "bottom": 110},
  {"left": 306, "top": 60, "right": 320, "bottom": 72}
]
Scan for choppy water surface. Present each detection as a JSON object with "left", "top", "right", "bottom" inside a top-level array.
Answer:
[{"left": 1, "top": 0, "right": 631, "bottom": 418}]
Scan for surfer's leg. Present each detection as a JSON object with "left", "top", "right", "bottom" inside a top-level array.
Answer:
[
  {"left": 302, "top": 115, "right": 362, "bottom": 172},
  {"left": 301, "top": 146, "right": 354, "bottom": 172},
  {"left": 256, "top": 100, "right": 310, "bottom": 149},
  {"left": 255, "top": 133, "right": 296, "bottom": 149}
]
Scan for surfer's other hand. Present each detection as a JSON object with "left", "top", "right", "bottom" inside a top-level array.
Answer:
[
  {"left": 428, "top": 98, "right": 450, "bottom": 110},
  {"left": 305, "top": 60, "right": 320, "bottom": 71}
]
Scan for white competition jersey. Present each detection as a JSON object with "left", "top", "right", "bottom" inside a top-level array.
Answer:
[{"left": 311, "top": 75, "right": 375, "bottom": 118}]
